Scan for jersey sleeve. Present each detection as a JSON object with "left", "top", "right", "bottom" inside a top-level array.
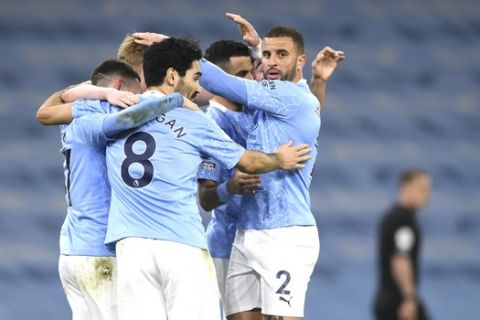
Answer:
[
  {"left": 242, "top": 79, "right": 299, "bottom": 118},
  {"left": 393, "top": 226, "right": 415, "bottom": 255},
  {"left": 70, "top": 114, "right": 109, "bottom": 147},
  {"left": 71, "top": 99, "right": 109, "bottom": 118},
  {"left": 199, "top": 59, "right": 249, "bottom": 105},
  {"left": 199, "top": 59, "right": 295, "bottom": 118},
  {"left": 101, "top": 93, "right": 183, "bottom": 138},
  {"left": 197, "top": 157, "right": 222, "bottom": 182},
  {"left": 198, "top": 117, "right": 245, "bottom": 170}
]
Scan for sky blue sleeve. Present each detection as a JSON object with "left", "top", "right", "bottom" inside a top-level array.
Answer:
[
  {"left": 71, "top": 99, "right": 107, "bottom": 118},
  {"left": 198, "top": 117, "right": 245, "bottom": 170},
  {"left": 71, "top": 114, "right": 109, "bottom": 147},
  {"left": 199, "top": 59, "right": 292, "bottom": 118},
  {"left": 101, "top": 93, "right": 183, "bottom": 138},
  {"left": 197, "top": 157, "right": 222, "bottom": 182},
  {"left": 199, "top": 59, "right": 248, "bottom": 105}
]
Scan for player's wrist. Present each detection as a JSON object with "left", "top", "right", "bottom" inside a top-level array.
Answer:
[
  {"left": 217, "top": 181, "right": 232, "bottom": 203},
  {"left": 403, "top": 294, "right": 417, "bottom": 302}
]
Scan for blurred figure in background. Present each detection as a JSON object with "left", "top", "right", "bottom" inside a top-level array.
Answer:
[{"left": 373, "top": 169, "right": 432, "bottom": 320}]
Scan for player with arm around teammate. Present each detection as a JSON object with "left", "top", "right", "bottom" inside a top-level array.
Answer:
[
  {"left": 36, "top": 59, "right": 195, "bottom": 320},
  {"left": 78, "top": 38, "right": 310, "bottom": 320},
  {"left": 196, "top": 21, "right": 338, "bottom": 319}
]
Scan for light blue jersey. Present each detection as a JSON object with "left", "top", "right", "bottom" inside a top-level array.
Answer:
[
  {"left": 200, "top": 59, "right": 321, "bottom": 229},
  {"left": 197, "top": 100, "right": 252, "bottom": 258},
  {"left": 62, "top": 94, "right": 183, "bottom": 256},
  {"left": 60, "top": 100, "right": 116, "bottom": 256},
  {"left": 104, "top": 91, "right": 246, "bottom": 249}
]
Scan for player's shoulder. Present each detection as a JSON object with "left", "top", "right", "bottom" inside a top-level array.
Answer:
[{"left": 383, "top": 205, "right": 412, "bottom": 229}]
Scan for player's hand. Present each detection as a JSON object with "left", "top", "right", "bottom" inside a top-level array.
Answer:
[
  {"left": 311, "top": 47, "right": 345, "bottom": 81},
  {"left": 275, "top": 141, "right": 312, "bottom": 170},
  {"left": 105, "top": 89, "right": 139, "bottom": 109},
  {"left": 132, "top": 32, "right": 169, "bottom": 46},
  {"left": 227, "top": 171, "right": 261, "bottom": 195},
  {"left": 225, "top": 13, "right": 261, "bottom": 47},
  {"left": 398, "top": 299, "right": 417, "bottom": 320},
  {"left": 182, "top": 96, "right": 201, "bottom": 111}
]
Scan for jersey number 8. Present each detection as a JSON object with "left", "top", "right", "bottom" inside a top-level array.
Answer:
[{"left": 121, "top": 132, "right": 155, "bottom": 188}]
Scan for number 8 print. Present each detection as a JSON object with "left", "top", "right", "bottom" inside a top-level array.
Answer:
[{"left": 121, "top": 132, "right": 156, "bottom": 188}]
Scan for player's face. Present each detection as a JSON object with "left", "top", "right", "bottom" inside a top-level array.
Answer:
[
  {"left": 261, "top": 37, "right": 304, "bottom": 82},
  {"left": 227, "top": 56, "right": 254, "bottom": 79},
  {"left": 176, "top": 60, "right": 202, "bottom": 100},
  {"left": 409, "top": 175, "right": 432, "bottom": 208}
]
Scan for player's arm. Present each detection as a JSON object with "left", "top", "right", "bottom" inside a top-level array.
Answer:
[
  {"left": 390, "top": 225, "right": 418, "bottom": 320},
  {"left": 200, "top": 121, "right": 311, "bottom": 175},
  {"left": 198, "top": 171, "right": 260, "bottom": 212},
  {"left": 96, "top": 93, "right": 191, "bottom": 138},
  {"left": 236, "top": 141, "right": 311, "bottom": 174},
  {"left": 36, "top": 85, "right": 139, "bottom": 126},
  {"left": 199, "top": 59, "right": 289, "bottom": 117},
  {"left": 391, "top": 254, "right": 418, "bottom": 320},
  {"left": 36, "top": 90, "right": 73, "bottom": 125},
  {"left": 310, "top": 47, "right": 345, "bottom": 111}
]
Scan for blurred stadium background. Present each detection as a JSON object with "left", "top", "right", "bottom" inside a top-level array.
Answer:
[{"left": 0, "top": 0, "right": 479, "bottom": 319}]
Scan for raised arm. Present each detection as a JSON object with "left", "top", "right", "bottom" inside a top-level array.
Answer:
[
  {"left": 310, "top": 47, "right": 345, "bottom": 111},
  {"left": 200, "top": 59, "right": 290, "bottom": 117}
]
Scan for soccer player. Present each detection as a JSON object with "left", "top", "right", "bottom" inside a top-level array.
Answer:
[
  {"left": 374, "top": 170, "right": 432, "bottom": 320},
  {"left": 197, "top": 22, "right": 340, "bottom": 320},
  {"left": 197, "top": 39, "right": 261, "bottom": 301},
  {"left": 67, "top": 38, "right": 310, "bottom": 320},
  {"left": 37, "top": 59, "right": 194, "bottom": 320}
]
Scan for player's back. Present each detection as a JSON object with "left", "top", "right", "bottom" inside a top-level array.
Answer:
[
  {"left": 239, "top": 79, "right": 321, "bottom": 229},
  {"left": 60, "top": 100, "right": 116, "bottom": 256},
  {"left": 105, "top": 92, "right": 244, "bottom": 249}
]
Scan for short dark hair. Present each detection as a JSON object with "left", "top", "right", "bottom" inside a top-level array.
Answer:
[
  {"left": 143, "top": 37, "right": 202, "bottom": 87},
  {"left": 90, "top": 59, "right": 140, "bottom": 85},
  {"left": 205, "top": 40, "right": 250, "bottom": 71},
  {"left": 399, "top": 169, "right": 428, "bottom": 186},
  {"left": 264, "top": 25, "right": 304, "bottom": 54}
]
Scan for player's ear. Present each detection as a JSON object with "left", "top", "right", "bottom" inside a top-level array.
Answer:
[
  {"left": 114, "top": 78, "right": 124, "bottom": 91},
  {"left": 297, "top": 54, "right": 306, "bottom": 70},
  {"left": 165, "top": 67, "right": 179, "bottom": 87}
]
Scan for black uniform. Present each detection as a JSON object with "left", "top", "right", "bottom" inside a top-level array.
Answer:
[{"left": 373, "top": 204, "right": 429, "bottom": 320}]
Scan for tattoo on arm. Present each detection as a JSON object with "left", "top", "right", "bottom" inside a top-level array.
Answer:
[{"left": 263, "top": 316, "right": 285, "bottom": 320}]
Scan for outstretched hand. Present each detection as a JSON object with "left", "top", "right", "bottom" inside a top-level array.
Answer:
[
  {"left": 225, "top": 13, "right": 260, "bottom": 47},
  {"left": 275, "top": 141, "right": 312, "bottom": 170},
  {"left": 311, "top": 47, "right": 345, "bottom": 81},
  {"left": 132, "top": 32, "right": 169, "bottom": 47}
]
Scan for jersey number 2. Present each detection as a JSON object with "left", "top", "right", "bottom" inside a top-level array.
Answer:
[{"left": 121, "top": 132, "right": 155, "bottom": 188}]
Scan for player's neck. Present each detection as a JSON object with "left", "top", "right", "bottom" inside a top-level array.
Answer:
[
  {"left": 212, "top": 95, "right": 242, "bottom": 112},
  {"left": 147, "top": 85, "right": 174, "bottom": 96},
  {"left": 293, "top": 69, "right": 304, "bottom": 83}
]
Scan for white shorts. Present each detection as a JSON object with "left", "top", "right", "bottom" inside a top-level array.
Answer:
[
  {"left": 58, "top": 255, "right": 117, "bottom": 320},
  {"left": 225, "top": 226, "right": 319, "bottom": 317},
  {"left": 212, "top": 257, "right": 229, "bottom": 303},
  {"left": 116, "top": 237, "right": 224, "bottom": 320}
]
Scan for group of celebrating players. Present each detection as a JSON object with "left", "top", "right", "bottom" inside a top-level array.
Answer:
[{"left": 36, "top": 12, "right": 344, "bottom": 320}]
